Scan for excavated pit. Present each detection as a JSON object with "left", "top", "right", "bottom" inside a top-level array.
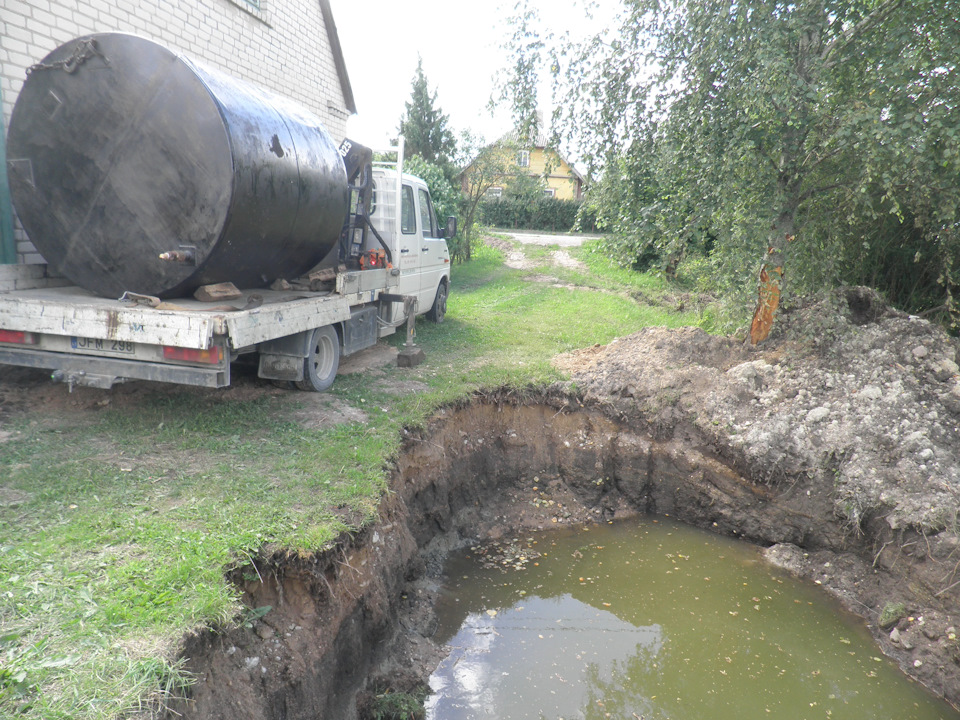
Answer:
[{"left": 166, "top": 392, "right": 960, "bottom": 719}]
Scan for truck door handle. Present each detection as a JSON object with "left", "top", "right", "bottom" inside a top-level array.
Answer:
[{"left": 400, "top": 249, "right": 410, "bottom": 254}]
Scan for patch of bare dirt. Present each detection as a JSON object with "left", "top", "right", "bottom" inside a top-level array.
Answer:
[
  {"left": 0, "top": 344, "right": 409, "bottom": 433},
  {"left": 551, "top": 248, "right": 586, "bottom": 270},
  {"left": 285, "top": 394, "right": 369, "bottom": 429},
  {"left": 338, "top": 343, "right": 398, "bottom": 375},
  {"left": 504, "top": 248, "right": 535, "bottom": 270},
  {"left": 0, "top": 485, "right": 30, "bottom": 507},
  {"left": 482, "top": 236, "right": 514, "bottom": 254}
]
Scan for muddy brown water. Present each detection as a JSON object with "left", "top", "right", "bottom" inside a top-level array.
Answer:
[{"left": 428, "top": 518, "right": 959, "bottom": 719}]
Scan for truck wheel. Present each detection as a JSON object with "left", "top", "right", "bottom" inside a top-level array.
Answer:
[
  {"left": 295, "top": 325, "right": 340, "bottom": 392},
  {"left": 426, "top": 280, "right": 448, "bottom": 323}
]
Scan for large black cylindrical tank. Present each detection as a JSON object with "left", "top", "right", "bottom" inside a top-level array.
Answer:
[{"left": 6, "top": 33, "right": 348, "bottom": 298}]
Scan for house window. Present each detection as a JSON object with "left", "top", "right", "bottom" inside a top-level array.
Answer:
[
  {"left": 486, "top": 186, "right": 503, "bottom": 199},
  {"left": 227, "top": 0, "right": 266, "bottom": 22},
  {"left": 517, "top": 150, "right": 530, "bottom": 168},
  {"left": 543, "top": 188, "right": 556, "bottom": 198}
]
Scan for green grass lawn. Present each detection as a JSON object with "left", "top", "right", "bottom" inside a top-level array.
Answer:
[{"left": 0, "top": 237, "right": 711, "bottom": 719}]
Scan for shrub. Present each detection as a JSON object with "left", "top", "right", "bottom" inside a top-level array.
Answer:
[{"left": 479, "top": 196, "right": 596, "bottom": 233}]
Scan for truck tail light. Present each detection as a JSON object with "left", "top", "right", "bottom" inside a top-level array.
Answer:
[
  {"left": 0, "top": 329, "right": 37, "bottom": 345},
  {"left": 163, "top": 345, "right": 222, "bottom": 364}
]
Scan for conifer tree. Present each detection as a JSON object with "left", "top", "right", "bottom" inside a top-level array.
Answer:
[{"left": 398, "top": 57, "right": 456, "bottom": 172}]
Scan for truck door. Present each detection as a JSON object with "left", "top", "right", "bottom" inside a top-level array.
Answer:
[
  {"left": 397, "top": 182, "right": 420, "bottom": 303},
  {"left": 417, "top": 186, "right": 447, "bottom": 308}
]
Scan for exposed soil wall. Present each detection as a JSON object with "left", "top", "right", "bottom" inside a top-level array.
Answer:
[{"left": 166, "top": 288, "right": 960, "bottom": 718}]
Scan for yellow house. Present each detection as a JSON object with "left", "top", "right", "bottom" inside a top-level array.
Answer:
[{"left": 463, "top": 129, "right": 585, "bottom": 201}]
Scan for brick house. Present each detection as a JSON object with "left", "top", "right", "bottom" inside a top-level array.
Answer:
[{"left": 0, "top": 0, "right": 355, "bottom": 263}]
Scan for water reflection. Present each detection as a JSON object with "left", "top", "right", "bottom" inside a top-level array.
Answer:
[
  {"left": 427, "top": 518, "right": 959, "bottom": 720},
  {"left": 428, "top": 595, "right": 662, "bottom": 719}
]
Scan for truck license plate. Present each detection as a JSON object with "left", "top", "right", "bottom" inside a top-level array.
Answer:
[{"left": 71, "top": 337, "right": 136, "bottom": 354}]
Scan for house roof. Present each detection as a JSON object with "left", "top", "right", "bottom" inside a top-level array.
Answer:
[
  {"left": 502, "top": 127, "right": 552, "bottom": 149},
  {"left": 319, "top": 0, "right": 356, "bottom": 114}
]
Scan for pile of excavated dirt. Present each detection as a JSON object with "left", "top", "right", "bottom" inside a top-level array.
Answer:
[{"left": 559, "top": 287, "right": 960, "bottom": 534}]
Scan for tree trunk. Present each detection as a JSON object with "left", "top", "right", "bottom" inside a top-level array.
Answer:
[{"left": 750, "top": 204, "right": 797, "bottom": 344}]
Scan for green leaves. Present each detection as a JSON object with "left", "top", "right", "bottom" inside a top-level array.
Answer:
[{"left": 534, "top": 0, "right": 960, "bottom": 323}]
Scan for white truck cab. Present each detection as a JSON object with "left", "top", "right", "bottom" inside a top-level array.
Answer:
[{"left": 368, "top": 166, "right": 451, "bottom": 324}]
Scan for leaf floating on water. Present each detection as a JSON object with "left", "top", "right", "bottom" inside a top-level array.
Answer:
[{"left": 486, "top": 609, "right": 498, "bottom": 617}]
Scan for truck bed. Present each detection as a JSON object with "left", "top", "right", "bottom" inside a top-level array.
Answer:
[{"left": 0, "top": 264, "right": 398, "bottom": 388}]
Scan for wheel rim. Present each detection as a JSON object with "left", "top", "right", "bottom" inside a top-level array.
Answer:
[
  {"left": 437, "top": 284, "right": 447, "bottom": 319},
  {"left": 310, "top": 334, "right": 335, "bottom": 379}
]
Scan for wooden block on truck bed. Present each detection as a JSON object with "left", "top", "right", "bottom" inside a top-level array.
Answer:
[{"left": 194, "top": 282, "right": 242, "bottom": 302}]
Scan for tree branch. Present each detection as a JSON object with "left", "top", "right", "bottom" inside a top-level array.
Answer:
[
  {"left": 800, "top": 144, "right": 845, "bottom": 173},
  {"left": 799, "top": 183, "right": 846, "bottom": 204},
  {"left": 821, "top": 0, "right": 905, "bottom": 68}
]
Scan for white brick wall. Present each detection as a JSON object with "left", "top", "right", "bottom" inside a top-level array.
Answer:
[{"left": 1, "top": 0, "right": 353, "bottom": 263}]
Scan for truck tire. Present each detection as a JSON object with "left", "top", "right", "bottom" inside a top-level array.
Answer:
[
  {"left": 295, "top": 325, "right": 340, "bottom": 392},
  {"left": 426, "top": 280, "right": 448, "bottom": 323}
]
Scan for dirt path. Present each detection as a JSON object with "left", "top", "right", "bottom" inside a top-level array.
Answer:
[
  {"left": 500, "top": 230, "right": 603, "bottom": 247},
  {"left": 486, "top": 234, "right": 588, "bottom": 278}
]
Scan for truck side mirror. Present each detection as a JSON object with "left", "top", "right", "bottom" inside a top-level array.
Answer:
[{"left": 444, "top": 216, "right": 457, "bottom": 240}]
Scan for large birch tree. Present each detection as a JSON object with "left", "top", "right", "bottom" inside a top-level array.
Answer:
[{"left": 506, "top": 0, "right": 960, "bottom": 335}]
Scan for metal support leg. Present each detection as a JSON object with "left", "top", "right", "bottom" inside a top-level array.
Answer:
[{"left": 397, "top": 295, "right": 425, "bottom": 367}]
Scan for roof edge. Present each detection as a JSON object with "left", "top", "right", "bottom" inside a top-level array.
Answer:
[{"left": 318, "top": 0, "right": 357, "bottom": 115}]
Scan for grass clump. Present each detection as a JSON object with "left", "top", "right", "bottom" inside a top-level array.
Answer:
[{"left": 365, "top": 688, "right": 427, "bottom": 720}]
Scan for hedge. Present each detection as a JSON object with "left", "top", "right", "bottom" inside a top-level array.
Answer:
[{"left": 479, "top": 197, "right": 599, "bottom": 233}]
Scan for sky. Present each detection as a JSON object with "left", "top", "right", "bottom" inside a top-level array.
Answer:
[{"left": 331, "top": 0, "right": 622, "bottom": 152}]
